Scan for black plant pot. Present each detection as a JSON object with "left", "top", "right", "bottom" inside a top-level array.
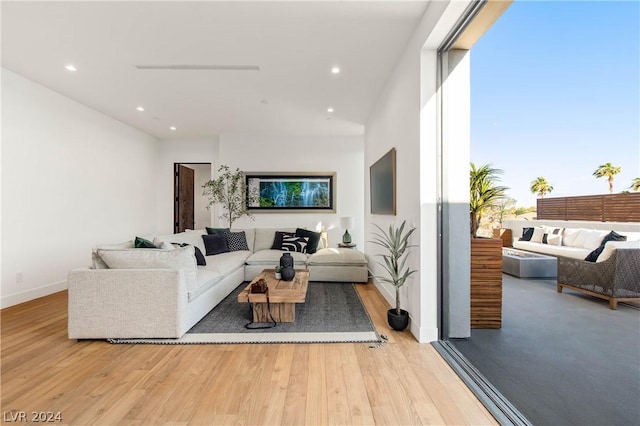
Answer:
[{"left": 387, "top": 309, "right": 409, "bottom": 331}]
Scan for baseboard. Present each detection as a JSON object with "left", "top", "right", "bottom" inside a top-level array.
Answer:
[
  {"left": 1, "top": 280, "right": 67, "bottom": 309},
  {"left": 373, "top": 278, "right": 438, "bottom": 343},
  {"left": 432, "top": 340, "right": 532, "bottom": 426}
]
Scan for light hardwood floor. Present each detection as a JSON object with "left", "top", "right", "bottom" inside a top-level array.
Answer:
[{"left": 1, "top": 283, "right": 496, "bottom": 425}]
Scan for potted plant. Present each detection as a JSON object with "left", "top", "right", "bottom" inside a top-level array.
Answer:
[
  {"left": 202, "top": 165, "right": 259, "bottom": 228},
  {"left": 274, "top": 265, "right": 282, "bottom": 280},
  {"left": 371, "top": 220, "right": 417, "bottom": 331},
  {"left": 469, "top": 163, "right": 507, "bottom": 329}
]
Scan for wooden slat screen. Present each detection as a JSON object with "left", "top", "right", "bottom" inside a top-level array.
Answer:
[{"left": 537, "top": 193, "right": 640, "bottom": 222}]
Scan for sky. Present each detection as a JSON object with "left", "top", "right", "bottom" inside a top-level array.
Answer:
[{"left": 471, "top": 0, "right": 639, "bottom": 208}]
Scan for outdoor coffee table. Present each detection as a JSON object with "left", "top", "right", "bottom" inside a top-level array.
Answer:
[
  {"left": 502, "top": 247, "right": 557, "bottom": 278},
  {"left": 237, "top": 269, "right": 309, "bottom": 322}
]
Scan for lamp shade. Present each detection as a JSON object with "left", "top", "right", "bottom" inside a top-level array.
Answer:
[{"left": 340, "top": 216, "right": 354, "bottom": 229}]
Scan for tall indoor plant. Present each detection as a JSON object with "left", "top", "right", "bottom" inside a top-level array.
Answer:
[
  {"left": 371, "top": 220, "right": 417, "bottom": 331},
  {"left": 203, "top": 165, "right": 258, "bottom": 228}
]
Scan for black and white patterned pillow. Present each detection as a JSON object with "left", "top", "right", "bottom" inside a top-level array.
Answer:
[
  {"left": 281, "top": 235, "right": 309, "bottom": 253},
  {"left": 225, "top": 231, "right": 249, "bottom": 251}
]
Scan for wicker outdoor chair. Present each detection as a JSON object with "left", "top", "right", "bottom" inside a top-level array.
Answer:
[{"left": 557, "top": 248, "right": 640, "bottom": 309}]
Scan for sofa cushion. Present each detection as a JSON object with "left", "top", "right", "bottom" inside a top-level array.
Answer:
[
  {"left": 97, "top": 245, "right": 198, "bottom": 293},
  {"left": 92, "top": 240, "right": 134, "bottom": 269},
  {"left": 246, "top": 249, "right": 308, "bottom": 266},
  {"left": 295, "top": 228, "right": 322, "bottom": 254},
  {"left": 189, "top": 269, "right": 224, "bottom": 302},
  {"left": 531, "top": 227, "right": 546, "bottom": 243},
  {"left": 202, "top": 233, "right": 229, "bottom": 256},
  {"left": 226, "top": 231, "right": 250, "bottom": 251},
  {"left": 562, "top": 228, "right": 584, "bottom": 247},
  {"left": 512, "top": 240, "right": 591, "bottom": 260},
  {"left": 173, "top": 243, "right": 206, "bottom": 265},
  {"left": 155, "top": 229, "right": 207, "bottom": 256},
  {"left": 203, "top": 250, "right": 252, "bottom": 276},
  {"left": 582, "top": 230, "right": 609, "bottom": 250},
  {"left": 254, "top": 228, "right": 295, "bottom": 252},
  {"left": 307, "top": 248, "right": 367, "bottom": 266},
  {"left": 233, "top": 228, "right": 255, "bottom": 252},
  {"left": 205, "top": 227, "right": 230, "bottom": 234},
  {"left": 585, "top": 231, "right": 627, "bottom": 262},
  {"left": 542, "top": 233, "right": 562, "bottom": 246},
  {"left": 597, "top": 240, "right": 640, "bottom": 263}
]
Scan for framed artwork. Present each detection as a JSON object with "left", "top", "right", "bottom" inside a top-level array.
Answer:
[
  {"left": 245, "top": 172, "right": 336, "bottom": 212},
  {"left": 370, "top": 148, "right": 396, "bottom": 215}
]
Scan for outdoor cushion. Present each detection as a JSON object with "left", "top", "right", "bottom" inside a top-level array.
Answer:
[
  {"left": 307, "top": 248, "right": 367, "bottom": 266},
  {"left": 531, "top": 227, "right": 546, "bottom": 243},
  {"left": 512, "top": 240, "right": 590, "bottom": 260},
  {"left": 597, "top": 240, "right": 640, "bottom": 263},
  {"left": 585, "top": 231, "right": 627, "bottom": 262},
  {"left": 582, "top": 230, "right": 609, "bottom": 250}
]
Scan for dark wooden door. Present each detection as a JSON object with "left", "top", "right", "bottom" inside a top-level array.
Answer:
[{"left": 175, "top": 164, "right": 195, "bottom": 233}]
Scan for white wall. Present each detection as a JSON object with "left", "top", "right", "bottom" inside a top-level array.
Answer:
[
  {"left": 156, "top": 137, "right": 219, "bottom": 234},
  {"left": 218, "top": 135, "right": 364, "bottom": 248},
  {"left": 1, "top": 68, "right": 159, "bottom": 308},
  {"left": 364, "top": 1, "right": 472, "bottom": 342}
]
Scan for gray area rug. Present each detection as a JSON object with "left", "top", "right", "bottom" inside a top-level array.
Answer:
[
  {"left": 452, "top": 274, "right": 640, "bottom": 426},
  {"left": 110, "top": 282, "right": 380, "bottom": 344}
]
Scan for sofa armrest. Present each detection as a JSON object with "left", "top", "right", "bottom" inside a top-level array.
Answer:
[
  {"left": 557, "top": 249, "right": 640, "bottom": 297},
  {"left": 68, "top": 268, "right": 188, "bottom": 339}
]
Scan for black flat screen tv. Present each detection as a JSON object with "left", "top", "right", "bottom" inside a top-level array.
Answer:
[{"left": 369, "top": 148, "right": 396, "bottom": 215}]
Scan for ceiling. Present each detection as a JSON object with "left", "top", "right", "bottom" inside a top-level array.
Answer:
[{"left": 1, "top": 1, "right": 430, "bottom": 138}]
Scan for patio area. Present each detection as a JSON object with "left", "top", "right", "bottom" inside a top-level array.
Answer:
[{"left": 451, "top": 273, "right": 640, "bottom": 425}]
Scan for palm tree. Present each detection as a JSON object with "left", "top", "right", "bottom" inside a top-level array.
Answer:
[
  {"left": 530, "top": 177, "right": 554, "bottom": 198},
  {"left": 629, "top": 177, "right": 640, "bottom": 192},
  {"left": 593, "top": 163, "right": 621, "bottom": 194},
  {"left": 470, "top": 163, "right": 508, "bottom": 238}
]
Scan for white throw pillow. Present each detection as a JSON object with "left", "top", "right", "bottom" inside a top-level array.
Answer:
[
  {"left": 571, "top": 229, "right": 590, "bottom": 248},
  {"left": 531, "top": 227, "right": 546, "bottom": 243},
  {"left": 97, "top": 245, "right": 198, "bottom": 293},
  {"left": 582, "top": 230, "right": 609, "bottom": 250},
  {"left": 597, "top": 240, "right": 640, "bottom": 262},
  {"left": 562, "top": 228, "right": 582, "bottom": 247},
  {"left": 544, "top": 234, "right": 562, "bottom": 246}
]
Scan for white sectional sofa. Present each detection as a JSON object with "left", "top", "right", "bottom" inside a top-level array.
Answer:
[{"left": 68, "top": 228, "right": 368, "bottom": 339}]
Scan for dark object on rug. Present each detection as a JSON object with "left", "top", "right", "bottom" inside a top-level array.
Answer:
[{"left": 387, "top": 308, "right": 409, "bottom": 331}]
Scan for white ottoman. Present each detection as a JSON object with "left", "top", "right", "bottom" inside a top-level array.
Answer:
[{"left": 306, "top": 248, "right": 369, "bottom": 283}]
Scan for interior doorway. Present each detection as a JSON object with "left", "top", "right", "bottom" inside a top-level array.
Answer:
[{"left": 174, "top": 163, "right": 212, "bottom": 233}]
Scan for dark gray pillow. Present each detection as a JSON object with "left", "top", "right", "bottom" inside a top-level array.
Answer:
[
  {"left": 202, "top": 233, "right": 229, "bottom": 256},
  {"left": 206, "top": 227, "right": 230, "bottom": 235},
  {"left": 519, "top": 227, "right": 534, "bottom": 241},
  {"left": 584, "top": 231, "right": 626, "bottom": 262},
  {"left": 295, "top": 228, "right": 321, "bottom": 254}
]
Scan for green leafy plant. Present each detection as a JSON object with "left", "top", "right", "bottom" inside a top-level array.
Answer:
[
  {"left": 628, "top": 177, "right": 640, "bottom": 192},
  {"left": 275, "top": 265, "right": 282, "bottom": 273},
  {"left": 470, "top": 163, "right": 508, "bottom": 238},
  {"left": 371, "top": 221, "right": 417, "bottom": 315},
  {"left": 203, "top": 165, "right": 258, "bottom": 228},
  {"left": 530, "top": 176, "right": 554, "bottom": 198}
]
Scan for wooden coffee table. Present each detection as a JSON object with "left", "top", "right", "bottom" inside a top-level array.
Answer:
[{"left": 237, "top": 269, "right": 309, "bottom": 322}]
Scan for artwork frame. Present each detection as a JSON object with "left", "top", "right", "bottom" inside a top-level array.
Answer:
[
  {"left": 245, "top": 172, "right": 336, "bottom": 212},
  {"left": 370, "top": 148, "right": 396, "bottom": 215}
]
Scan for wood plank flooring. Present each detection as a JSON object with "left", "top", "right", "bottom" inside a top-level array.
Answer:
[{"left": 1, "top": 283, "right": 496, "bottom": 425}]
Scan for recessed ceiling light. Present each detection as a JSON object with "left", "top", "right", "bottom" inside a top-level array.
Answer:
[
  {"left": 136, "top": 106, "right": 145, "bottom": 112},
  {"left": 331, "top": 66, "right": 340, "bottom": 74},
  {"left": 65, "top": 64, "right": 77, "bottom": 72},
  {"left": 327, "top": 107, "right": 334, "bottom": 113},
  {"left": 170, "top": 126, "right": 176, "bottom": 131}
]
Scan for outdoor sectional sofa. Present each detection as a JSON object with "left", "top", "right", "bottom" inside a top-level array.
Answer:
[
  {"left": 68, "top": 228, "right": 368, "bottom": 339},
  {"left": 506, "top": 222, "right": 640, "bottom": 309}
]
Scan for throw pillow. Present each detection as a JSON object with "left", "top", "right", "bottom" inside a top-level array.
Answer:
[
  {"left": 281, "top": 235, "right": 310, "bottom": 253},
  {"left": 520, "top": 227, "right": 534, "bottom": 241},
  {"left": 584, "top": 231, "right": 627, "bottom": 262},
  {"left": 206, "top": 227, "right": 230, "bottom": 235},
  {"left": 295, "top": 228, "right": 321, "bottom": 254},
  {"left": 226, "top": 231, "right": 250, "bottom": 251},
  {"left": 173, "top": 243, "right": 206, "bottom": 265},
  {"left": 134, "top": 236, "right": 157, "bottom": 249},
  {"left": 271, "top": 231, "right": 295, "bottom": 249},
  {"left": 542, "top": 234, "right": 562, "bottom": 246},
  {"left": 202, "top": 233, "right": 229, "bottom": 256},
  {"left": 530, "top": 227, "right": 545, "bottom": 243}
]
